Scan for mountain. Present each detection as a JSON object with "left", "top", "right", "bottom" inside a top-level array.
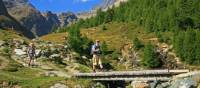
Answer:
[
  {"left": 2, "top": 0, "right": 77, "bottom": 37},
  {"left": 58, "top": 12, "right": 78, "bottom": 27},
  {"left": 0, "top": 0, "right": 7, "bottom": 15},
  {"left": 77, "top": 0, "right": 127, "bottom": 19},
  {"left": 0, "top": 0, "right": 34, "bottom": 38},
  {"left": 3, "top": 0, "right": 53, "bottom": 36}
]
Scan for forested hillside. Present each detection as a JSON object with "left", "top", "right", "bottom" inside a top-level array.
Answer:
[{"left": 58, "top": 0, "right": 200, "bottom": 65}]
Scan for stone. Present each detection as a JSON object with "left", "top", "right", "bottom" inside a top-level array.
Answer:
[
  {"left": 64, "top": 45, "right": 68, "bottom": 49},
  {"left": 45, "top": 71, "right": 57, "bottom": 77},
  {"left": 14, "top": 49, "right": 26, "bottom": 56},
  {"left": 170, "top": 78, "right": 197, "bottom": 88},
  {"left": 81, "top": 56, "right": 87, "bottom": 59},
  {"left": 50, "top": 83, "right": 68, "bottom": 88},
  {"left": 63, "top": 57, "right": 71, "bottom": 62},
  {"left": 50, "top": 54, "right": 61, "bottom": 59},
  {"left": 131, "top": 81, "right": 149, "bottom": 88},
  {"left": 74, "top": 85, "right": 82, "bottom": 88},
  {"left": 35, "top": 49, "right": 41, "bottom": 57},
  {"left": 21, "top": 45, "right": 27, "bottom": 51},
  {"left": 0, "top": 40, "right": 5, "bottom": 46}
]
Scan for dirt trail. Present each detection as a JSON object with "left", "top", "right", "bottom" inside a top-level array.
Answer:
[{"left": 11, "top": 55, "right": 70, "bottom": 78}]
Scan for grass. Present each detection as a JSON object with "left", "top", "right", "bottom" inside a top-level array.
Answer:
[
  {"left": 40, "top": 32, "right": 68, "bottom": 44},
  {"left": 80, "top": 22, "right": 162, "bottom": 51},
  {"left": 0, "top": 54, "right": 66, "bottom": 88},
  {"left": 65, "top": 78, "right": 93, "bottom": 88},
  {"left": 0, "top": 29, "right": 28, "bottom": 41},
  {"left": 0, "top": 67, "right": 65, "bottom": 88},
  {"left": 74, "top": 63, "right": 91, "bottom": 73}
]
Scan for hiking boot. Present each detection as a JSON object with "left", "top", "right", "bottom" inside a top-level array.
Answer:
[
  {"left": 100, "top": 68, "right": 104, "bottom": 72},
  {"left": 93, "top": 69, "right": 96, "bottom": 73}
]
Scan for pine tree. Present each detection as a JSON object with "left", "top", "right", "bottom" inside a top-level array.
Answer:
[
  {"left": 173, "top": 32, "right": 185, "bottom": 60},
  {"left": 195, "top": 31, "right": 200, "bottom": 64},
  {"left": 142, "top": 42, "right": 160, "bottom": 68},
  {"left": 183, "top": 29, "right": 196, "bottom": 64}
]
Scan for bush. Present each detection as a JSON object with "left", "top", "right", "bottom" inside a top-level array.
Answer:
[
  {"left": 133, "top": 37, "right": 144, "bottom": 50},
  {"left": 102, "top": 25, "right": 107, "bottom": 30},
  {"left": 101, "top": 41, "right": 108, "bottom": 56},
  {"left": 2, "top": 46, "right": 12, "bottom": 57},
  {"left": 3, "top": 67, "right": 18, "bottom": 72},
  {"left": 111, "top": 50, "right": 120, "bottom": 60}
]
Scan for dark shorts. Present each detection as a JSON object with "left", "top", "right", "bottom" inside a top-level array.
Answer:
[{"left": 28, "top": 53, "right": 35, "bottom": 59}]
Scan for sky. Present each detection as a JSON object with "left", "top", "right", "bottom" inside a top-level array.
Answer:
[{"left": 29, "top": 0, "right": 102, "bottom": 13}]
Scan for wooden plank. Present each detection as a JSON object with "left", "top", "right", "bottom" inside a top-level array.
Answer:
[
  {"left": 93, "top": 77, "right": 171, "bottom": 81},
  {"left": 74, "top": 69, "right": 189, "bottom": 77},
  {"left": 173, "top": 71, "right": 200, "bottom": 79}
]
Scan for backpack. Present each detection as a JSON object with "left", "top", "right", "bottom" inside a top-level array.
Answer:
[
  {"left": 90, "top": 44, "right": 101, "bottom": 55},
  {"left": 28, "top": 46, "right": 35, "bottom": 54}
]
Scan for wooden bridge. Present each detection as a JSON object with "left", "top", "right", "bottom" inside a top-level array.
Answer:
[{"left": 74, "top": 69, "right": 189, "bottom": 82}]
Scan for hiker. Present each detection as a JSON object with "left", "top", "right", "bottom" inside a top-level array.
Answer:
[
  {"left": 27, "top": 43, "right": 36, "bottom": 66},
  {"left": 91, "top": 40, "right": 103, "bottom": 72}
]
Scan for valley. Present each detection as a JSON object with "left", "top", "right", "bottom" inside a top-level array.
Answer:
[{"left": 0, "top": 0, "right": 200, "bottom": 88}]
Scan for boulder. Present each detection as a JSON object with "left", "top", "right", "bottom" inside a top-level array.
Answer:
[
  {"left": 81, "top": 56, "right": 87, "bottom": 59},
  {"left": 0, "top": 40, "right": 5, "bottom": 46},
  {"left": 50, "top": 83, "right": 68, "bottom": 88},
  {"left": 170, "top": 78, "right": 197, "bottom": 88},
  {"left": 45, "top": 71, "right": 57, "bottom": 77},
  {"left": 50, "top": 54, "right": 61, "bottom": 59},
  {"left": 131, "top": 81, "right": 149, "bottom": 88},
  {"left": 14, "top": 49, "right": 26, "bottom": 56},
  {"left": 63, "top": 57, "right": 71, "bottom": 62},
  {"left": 35, "top": 49, "right": 41, "bottom": 57}
]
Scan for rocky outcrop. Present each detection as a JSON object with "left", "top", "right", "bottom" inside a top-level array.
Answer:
[
  {"left": 59, "top": 12, "right": 77, "bottom": 27},
  {"left": 2, "top": 0, "right": 78, "bottom": 36},
  {"left": 3, "top": 0, "right": 52, "bottom": 36},
  {"left": 42, "top": 11, "right": 61, "bottom": 29},
  {"left": 0, "top": 0, "right": 8, "bottom": 15},
  {"left": 50, "top": 83, "right": 68, "bottom": 88},
  {"left": 77, "top": 0, "right": 128, "bottom": 19},
  {"left": 0, "top": 0, "right": 34, "bottom": 38}
]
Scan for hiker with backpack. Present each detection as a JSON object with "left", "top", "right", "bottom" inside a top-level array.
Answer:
[
  {"left": 91, "top": 40, "right": 103, "bottom": 72},
  {"left": 27, "top": 43, "right": 36, "bottom": 66}
]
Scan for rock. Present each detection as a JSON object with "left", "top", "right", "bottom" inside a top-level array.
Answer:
[
  {"left": 35, "top": 49, "right": 41, "bottom": 57},
  {"left": 63, "top": 57, "right": 71, "bottom": 62},
  {"left": 64, "top": 45, "right": 68, "bottom": 49},
  {"left": 50, "top": 83, "right": 68, "bottom": 88},
  {"left": 81, "top": 56, "right": 87, "bottom": 59},
  {"left": 50, "top": 54, "right": 61, "bottom": 59},
  {"left": 14, "top": 49, "right": 26, "bottom": 56},
  {"left": 92, "top": 82, "right": 105, "bottom": 88},
  {"left": 45, "top": 71, "right": 57, "bottom": 77},
  {"left": 59, "top": 12, "right": 77, "bottom": 27},
  {"left": 13, "top": 38, "right": 25, "bottom": 44},
  {"left": 21, "top": 45, "right": 27, "bottom": 51},
  {"left": 74, "top": 85, "right": 82, "bottom": 88},
  {"left": 149, "top": 80, "right": 159, "bottom": 88},
  {"left": 170, "top": 78, "right": 197, "bottom": 88},
  {"left": 0, "top": 40, "right": 6, "bottom": 46},
  {"left": 160, "top": 82, "right": 170, "bottom": 88},
  {"left": 131, "top": 81, "right": 149, "bottom": 88}
]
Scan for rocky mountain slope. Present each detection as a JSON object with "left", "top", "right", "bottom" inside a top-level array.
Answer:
[
  {"left": 2, "top": 0, "right": 77, "bottom": 37},
  {"left": 77, "top": 0, "right": 128, "bottom": 19},
  {"left": 58, "top": 12, "right": 77, "bottom": 27},
  {"left": 0, "top": 0, "right": 34, "bottom": 38}
]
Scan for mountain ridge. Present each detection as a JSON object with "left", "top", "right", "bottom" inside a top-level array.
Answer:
[
  {"left": 2, "top": 0, "right": 77, "bottom": 37},
  {"left": 0, "top": 0, "right": 34, "bottom": 38}
]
